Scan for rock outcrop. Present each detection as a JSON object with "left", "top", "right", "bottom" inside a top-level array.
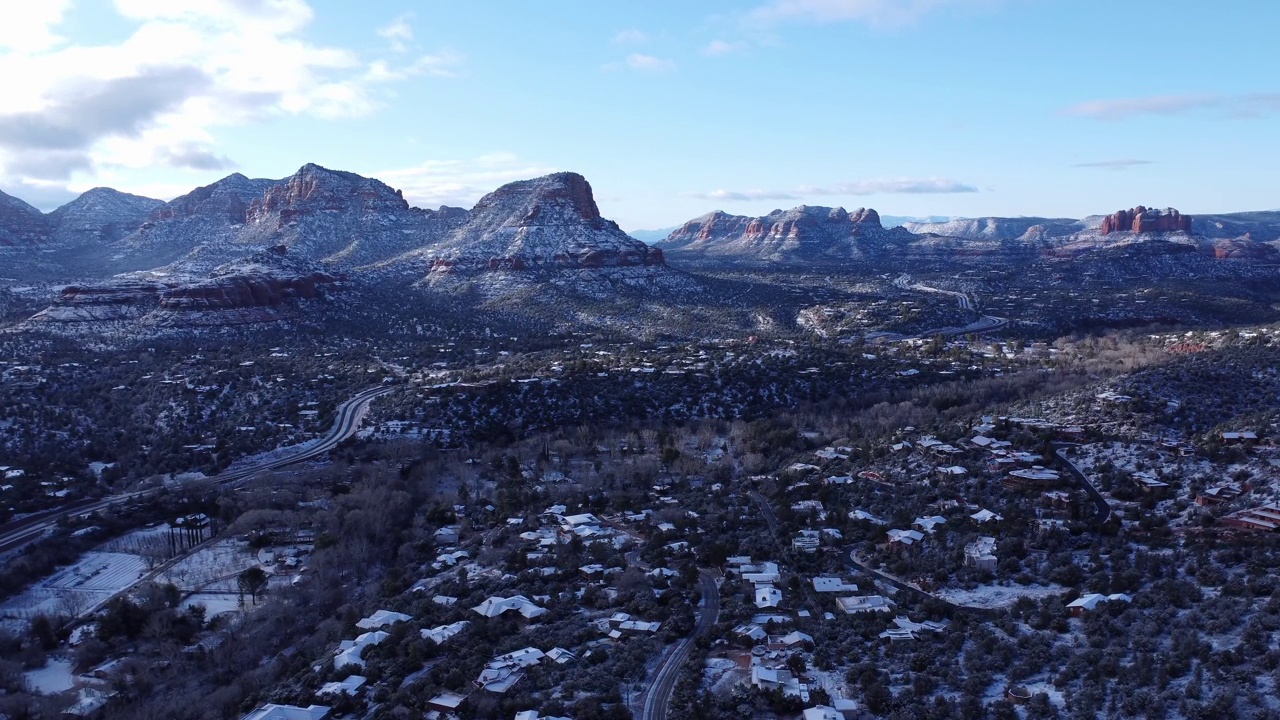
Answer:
[
  {"left": 47, "top": 188, "right": 164, "bottom": 246},
  {"left": 28, "top": 248, "right": 338, "bottom": 328},
  {"left": 0, "top": 190, "right": 50, "bottom": 248},
  {"left": 1100, "top": 206, "right": 1192, "bottom": 235},
  {"left": 658, "top": 205, "right": 911, "bottom": 263},
  {"left": 426, "top": 172, "right": 665, "bottom": 274},
  {"left": 246, "top": 163, "right": 410, "bottom": 228}
]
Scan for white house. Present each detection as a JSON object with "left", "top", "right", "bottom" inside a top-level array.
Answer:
[
  {"left": 836, "top": 595, "right": 895, "bottom": 614},
  {"left": 473, "top": 595, "right": 547, "bottom": 619},
  {"left": 317, "top": 676, "right": 366, "bottom": 697},
  {"left": 812, "top": 577, "right": 857, "bottom": 593},
  {"left": 755, "top": 585, "right": 783, "bottom": 609},
  {"left": 421, "top": 621, "right": 469, "bottom": 644},
  {"left": 887, "top": 528, "right": 924, "bottom": 546},
  {"left": 356, "top": 609, "right": 411, "bottom": 630},
  {"left": 242, "top": 705, "right": 330, "bottom": 720},
  {"left": 333, "top": 631, "right": 389, "bottom": 669}
]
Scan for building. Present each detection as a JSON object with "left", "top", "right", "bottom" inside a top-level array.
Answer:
[
  {"left": 964, "top": 537, "right": 998, "bottom": 573},
  {"left": 812, "top": 577, "right": 857, "bottom": 593},
  {"left": 1131, "top": 471, "right": 1170, "bottom": 492},
  {"left": 793, "top": 529, "right": 822, "bottom": 553},
  {"left": 755, "top": 585, "right": 783, "bottom": 609},
  {"left": 421, "top": 621, "right": 469, "bottom": 644},
  {"left": 317, "top": 676, "right": 366, "bottom": 697},
  {"left": 356, "top": 609, "right": 411, "bottom": 630},
  {"left": 887, "top": 528, "right": 924, "bottom": 546},
  {"left": 1222, "top": 503, "right": 1280, "bottom": 532},
  {"left": 472, "top": 595, "right": 547, "bottom": 619},
  {"left": 1197, "top": 482, "right": 1248, "bottom": 506},
  {"left": 936, "top": 465, "right": 968, "bottom": 479},
  {"left": 1005, "top": 467, "right": 1060, "bottom": 490},
  {"left": 1221, "top": 430, "right": 1258, "bottom": 445},
  {"left": 970, "top": 509, "right": 1002, "bottom": 524},
  {"left": 1067, "top": 593, "right": 1132, "bottom": 616},
  {"left": 333, "top": 631, "right": 389, "bottom": 669},
  {"left": 241, "top": 706, "right": 330, "bottom": 720},
  {"left": 913, "top": 516, "right": 946, "bottom": 534},
  {"left": 836, "top": 595, "right": 895, "bottom": 614}
]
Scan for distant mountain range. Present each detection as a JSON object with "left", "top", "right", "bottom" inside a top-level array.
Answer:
[{"left": 3, "top": 166, "right": 1280, "bottom": 333}]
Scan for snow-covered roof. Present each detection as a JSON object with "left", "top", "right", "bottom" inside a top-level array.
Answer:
[
  {"left": 355, "top": 609, "right": 411, "bottom": 630},
  {"left": 473, "top": 595, "right": 547, "bottom": 619}
]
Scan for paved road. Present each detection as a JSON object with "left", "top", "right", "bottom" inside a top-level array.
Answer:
[
  {"left": 0, "top": 385, "right": 395, "bottom": 554},
  {"left": 1052, "top": 447, "right": 1113, "bottom": 524},
  {"left": 641, "top": 570, "right": 720, "bottom": 720},
  {"left": 749, "top": 490, "right": 780, "bottom": 537},
  {"left": 880, "top": 274, "right": 1006, "bottom": 341}
]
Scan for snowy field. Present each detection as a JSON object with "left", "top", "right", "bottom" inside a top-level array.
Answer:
[
  {"left": 157, "top": 539, "right": 261, "bottom": 592},
  {"left": 24, "top": 657, "right": 75, "bottom": 694},
  {"left": 0, "top": 552, "right": 150, "bottom": 632},
  {"left": 935, "top": 582, "right": 1065, "bottom": 609},
  {"left": 181, "top": 592, "right": 245, "bottom": 618}
]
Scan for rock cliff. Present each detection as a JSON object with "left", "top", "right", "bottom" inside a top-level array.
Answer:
[{"left": 1100, "top": 206, "right": 1192, "bottom": 235}]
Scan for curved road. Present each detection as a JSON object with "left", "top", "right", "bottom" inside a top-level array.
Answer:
[
  {"left": 1052, "top": 447, "right": 1113, "bottom": 524},
  {"left": 0, "top": 384, "right": 396, "bottom": 553},
  {"left": 641, "top": 570, "right": 720, "bottom": 720}
]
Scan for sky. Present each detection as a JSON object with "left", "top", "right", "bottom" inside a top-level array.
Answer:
[{"left": 0, "top": 0, "right": 1276, "bottom": 231}]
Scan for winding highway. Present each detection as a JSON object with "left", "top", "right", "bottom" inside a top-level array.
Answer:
[
  {"left": 641, "top": 570, "right": 720, "bottom": 720},
  {"left": 883, "top": 274, "right": 1007, "bottom": 341},
  {"left": 0, "top": 384, "right": 396, "bottom": 554}
]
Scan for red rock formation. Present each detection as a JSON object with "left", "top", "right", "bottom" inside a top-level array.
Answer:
[
  {"left": 1100, "top": 206, "right": 1192, "bottom": 235},
  {"left": 159, "top": 273, "right": 336, "bottom": 311},
  {"left": 247, "top": 164, "right": 409, "bottom": 228}
]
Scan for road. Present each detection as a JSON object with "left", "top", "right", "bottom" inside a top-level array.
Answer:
[
  {"left": 882, "top": 274, "right": 1006, "bottom": 341},
  {"left": 1052, "top": 447, "right": 1113, "bottom": 524},
  {"left": 894, "top": 274, "right": 975, "bottom": 311},
  {"left": 641, "top": 570, "right": 720, "bottom": 720},
  {"left": 749, "top": 490, "right": 780, "bottom": 537},
  {"left": 0, "top": 384, "right": 396, "bottom": 554}
]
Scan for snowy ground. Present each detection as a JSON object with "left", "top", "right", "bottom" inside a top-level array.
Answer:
[
  {"left": 181, "top": 592, "right": 245, "bottom": 618},
  {"left": 158, "top": 539, "right": 261, "bottom": 592},
  {"left": 935, "top": 582, "right": 1064, "bottom": 609},
  {"left": 0, "top": 552, "right": 150, "bottom": 632},
  {"left": 225, "top": 438, "right": 322, "bottom": 472},
  {"left": 23, "top": 657, "right": 76, "bottom": 694}
]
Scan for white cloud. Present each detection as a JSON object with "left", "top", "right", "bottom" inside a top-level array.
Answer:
[
  {"left": 0, "top": 1, "right": 73, "bottom": 53},
  {"left": 378, "top": 13, "right": 415, "bottom": 52},
  {"left": 604, "top": 53, "right": 677, "bottom": 73},
  {"left": 1072, "top": 159, "right": 1156, "bottom": 171},
  {"left": 613, "top": 29, "right": 649, "bottom": 45},
  {"left": 688, "top": 189, "right": 800, "bottom": 202},
  {"left": 690, "top": 177, "right": 978, "bottom": 201},
  {"left": 704, "top": 40, "right": 741, "bottom": 56},
  {"left": 0, "top": 0, "right": 460, "bottom": 191},
  {"left": 374, "top": 154, "right": 558, "bottom": 209},
  {"left": 748, "top": 0, "right": 992, "bottom": 27},
  {"left": 804, "top": 178, "right": 979, "bottom": 194},
  {"left": 1062, "top": 93, "right": 1280, "bottom": 121}
]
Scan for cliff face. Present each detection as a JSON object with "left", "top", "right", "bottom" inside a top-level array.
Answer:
[
  {"left": 0, "top": 190, "right": 50, "bottom": 248},
  {"left": 658, "top": 205, "right": 909, "bottom": 263},
  {"left": 245, "top": 163, "right": 410, "bottom": 228},
  {"left": 29, "top": 249, "right": 338, "bottom": 327},
  {"left": 47, "top": 188, "right": 164, "bottom": 246},
  {"left": 427, "top": 172, "right": 666, "bottom": 273},
  {"left": 1100, "top": 206, "right": 1192, "bottom": 235}
]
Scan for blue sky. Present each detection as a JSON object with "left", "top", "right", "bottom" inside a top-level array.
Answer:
[{"left": 0, "top": 1, "right": 1276, "bottom": 230}]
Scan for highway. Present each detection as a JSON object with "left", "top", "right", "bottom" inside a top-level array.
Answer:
[
  {"left": 640, "top": 570, "right": 720, "bottom": 720},
  {"left": 0, "top": 384, "right": 396, "bottom": 554},
  {"left": 884, "top": 274, "right": 1007, "bottom": 341}
]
